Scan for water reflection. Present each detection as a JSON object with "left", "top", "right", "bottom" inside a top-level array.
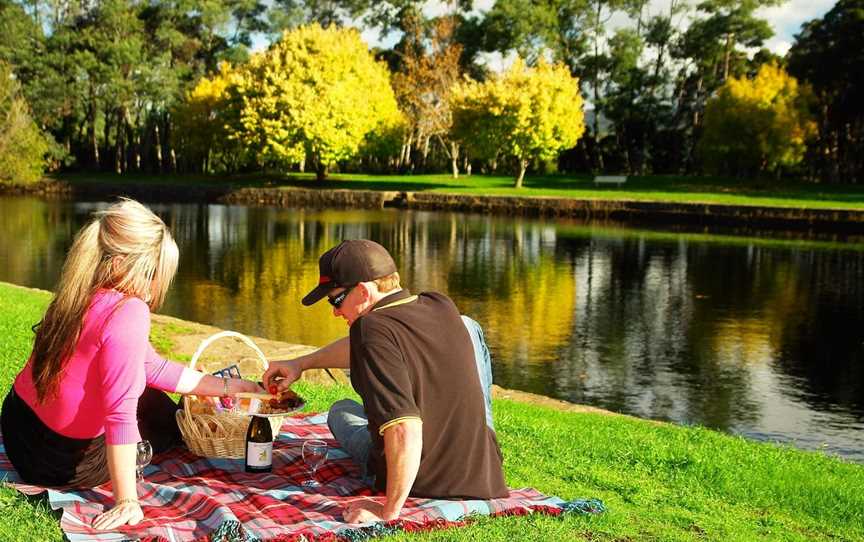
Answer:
[{"left": 1, "top": 196, "right": 863, "bottom": 461}]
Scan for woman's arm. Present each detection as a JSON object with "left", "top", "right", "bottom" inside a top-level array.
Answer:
[
  {"left": 92, "top": 443, "right": 143, "bottom": 530},
  {"left": 145, "top": 344, "right": 262, "bottom": 396},
  {"left": 173, "top": 369, "right": 264, "bottom": 396}
]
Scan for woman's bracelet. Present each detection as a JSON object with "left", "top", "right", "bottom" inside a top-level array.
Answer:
[
  {"left": 222, "top": 377, "right": 230, "bottom": 396},
  {"left": 115, "top": 498, "right": 139, "bottom": 507}
]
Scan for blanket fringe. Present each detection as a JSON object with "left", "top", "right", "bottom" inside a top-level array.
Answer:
[
  {"left": 260, "top": 498, "right": 605, "bottom": 542},
  {"left": 210, "top": 520, "right": 259, "bottom": 542}
]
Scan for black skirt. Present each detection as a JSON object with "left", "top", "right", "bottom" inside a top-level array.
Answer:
[{"left": 1, "top": 386, "right": 183, "bottom": 488}]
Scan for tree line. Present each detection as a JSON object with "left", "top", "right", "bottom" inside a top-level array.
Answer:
[{"left": 1, "top": 0, "right": 862, "bottom": 185}]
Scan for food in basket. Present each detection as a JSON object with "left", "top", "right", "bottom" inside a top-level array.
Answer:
[
  {"left": 186, "top": 398, "right": 217, "bottom": 415},
  {"left": 259, "top": 389, "right": 304, "bottom": 414}
]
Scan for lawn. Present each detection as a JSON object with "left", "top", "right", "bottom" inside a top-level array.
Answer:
[
  {"left": 1, "top": 281, "right": 863, "bottom": 541},
  {"left": 54, "top": 171, "right": 864, "bottom": 211}
]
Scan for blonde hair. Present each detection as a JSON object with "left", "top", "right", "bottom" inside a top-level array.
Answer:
[
  {"left": 373, "top": 272, "right": 401, "bottom": 293},
  {"left": 30, "top": 198, "right": 179, "bottom": 403}
]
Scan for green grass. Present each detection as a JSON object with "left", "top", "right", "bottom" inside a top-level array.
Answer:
[
  {"left": 54, "top": 171, "right": 864, "bottom": 211},
  {"left": 2, "top": 281, "right": 864, "bottom": 541},
  {"left": 149, "top": 321, "right": 195, "bottom": 363}
]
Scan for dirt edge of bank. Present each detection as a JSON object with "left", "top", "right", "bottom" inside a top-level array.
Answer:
[
  {"left": 5, "top": 179, "right": 864, "bottom": 232},
  {"left": 150, "top": 312, "right": 619, "bottom": 417}
]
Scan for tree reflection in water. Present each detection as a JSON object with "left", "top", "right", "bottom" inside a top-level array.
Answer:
[{"left": 1, "top": 197, "right": 863, "bottom": 461}]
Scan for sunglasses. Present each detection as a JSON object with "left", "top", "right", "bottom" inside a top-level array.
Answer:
[{"left": 328, "top": 285, "right": 355, "bottom": 308}]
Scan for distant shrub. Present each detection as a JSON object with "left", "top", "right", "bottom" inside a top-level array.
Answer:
[
  {"left": 698, "top": 63, "right": 817, "bottom": 178},
  {"left": 0, "top": 62, "right": 53, "bottom": 185}
]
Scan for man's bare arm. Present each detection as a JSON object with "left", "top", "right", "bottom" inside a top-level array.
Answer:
[
  {"left": 379, "top": 418, "right": 423, "bottom": 519},
  {"left": 263, "top": 337, "right": 350, "bottom": 391}
]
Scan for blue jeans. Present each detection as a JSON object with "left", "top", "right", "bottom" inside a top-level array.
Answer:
[
  {"left": 328, "top": 315, "right": 496, "bottom": 477},
  {"left": 461, "top": 315, "right": 495, "bottom": 431}
]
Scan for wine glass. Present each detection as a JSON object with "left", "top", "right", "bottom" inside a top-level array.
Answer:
[
  {"left": 136, "top": 440, "right": 153, "bottom": 481},
  {"left": 301, "top": 440, "right": 328, "bottom": 487}
]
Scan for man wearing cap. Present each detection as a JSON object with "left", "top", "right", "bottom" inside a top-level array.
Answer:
[{"left": 263, "top": 239, "right": 508, "bottom": 523}]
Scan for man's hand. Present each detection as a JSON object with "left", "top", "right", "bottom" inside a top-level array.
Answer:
[
  {"left": 262, "top": 359, "right": 304, "bottom": 393},
  {"left": 343, "top": 500, "right": 394, "bottom": 523},
  {"left": 92, "top": 500, "right": 144, "bottom": 531}
]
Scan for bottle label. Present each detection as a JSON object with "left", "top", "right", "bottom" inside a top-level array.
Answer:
[{"left": 246, "top": 441, "right": 273, "bottom": 468}]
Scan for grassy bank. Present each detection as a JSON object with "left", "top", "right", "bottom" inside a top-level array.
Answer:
[
  {"left": 1, "top": 282, "right": 863, "bottom": 541},
  {"left": 52, "top": 172, "right": 864, "bottom": 211}
]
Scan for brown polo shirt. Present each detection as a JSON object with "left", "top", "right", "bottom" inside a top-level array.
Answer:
[{"left": 349, "top": 289, "right": 509, "bottom": 499}]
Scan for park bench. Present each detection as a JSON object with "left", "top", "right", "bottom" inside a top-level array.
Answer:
[{"left": 593, "top": 175, "right": 627, "bottom": 186}]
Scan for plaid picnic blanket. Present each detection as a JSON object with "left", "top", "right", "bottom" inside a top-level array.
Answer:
[{"left": 0, "top": 412, "right": 604, "bottom": 541}]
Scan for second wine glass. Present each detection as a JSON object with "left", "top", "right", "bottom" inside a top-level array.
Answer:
[
  {"left": 301, "top": 440, "right": 328, "bottom": 487},
  {"left": 136, "top": 440, "right": 153, "bottom": 481}
]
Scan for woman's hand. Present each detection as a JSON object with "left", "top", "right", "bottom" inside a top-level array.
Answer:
[
  {"left": 92, "top": 500, "right": 144, "bottom": 531},
  {"left": 175, "top": 371, "right": 265, "bottom": 396},
  {"left": 232, "top": 378, "right": 266, "bottom": 394}
]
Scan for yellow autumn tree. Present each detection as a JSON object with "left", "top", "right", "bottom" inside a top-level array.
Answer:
[
  {"left": 698, "top": 63, "right": 817, "bottom": 177},
  {"left": 229, "top": 24, "right": 402, "bottom": 180},
  {"left": 173, "top": 62, "right": 248, "bottom": 174},
  {"left": 450, "top": 58, "right": 585, "bottom": 188}
]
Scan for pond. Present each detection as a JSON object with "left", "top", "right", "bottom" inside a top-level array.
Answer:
[{"left": 1, "top": 196, "right": 863, "bottom": 461}]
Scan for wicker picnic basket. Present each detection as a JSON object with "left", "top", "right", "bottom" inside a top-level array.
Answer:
[{"left": 175, "top": 331, "right": 285, "bottom": 459}]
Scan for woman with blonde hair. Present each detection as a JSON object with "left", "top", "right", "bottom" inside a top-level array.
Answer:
[{"left": 1, "top": 198, "right": 262, "bottom": 530}]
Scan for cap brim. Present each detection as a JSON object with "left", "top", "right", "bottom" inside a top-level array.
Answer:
[{"left": 302, "top": 283, "right": 336, "bottom": 306}]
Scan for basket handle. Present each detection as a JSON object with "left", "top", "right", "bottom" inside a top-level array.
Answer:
[{"left": 188, "top": 330, "right": 269, "bottom": 372}]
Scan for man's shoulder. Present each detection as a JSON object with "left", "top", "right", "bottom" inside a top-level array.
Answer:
[
  {"left": 351, "top": 311, "right": 393, "bottom": 344},
  {"left": 353, "top": 291, "right": 457, "bottom": 336},
  {"left": 417, "top": 291, "right": 457, "bottom": 310}
]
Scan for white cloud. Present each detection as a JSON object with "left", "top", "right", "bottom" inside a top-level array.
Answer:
[
  {"left": 757, "top": 0, "right": 835, "bottom": 54},
  {"left": 764, "top": 38, "right": 793, "bottom": 57},
  {"left": 757, "top": 0, "right": 835, "bottom": 38}
]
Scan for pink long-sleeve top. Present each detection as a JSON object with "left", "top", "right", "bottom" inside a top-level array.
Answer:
[{"left": 13, "top": 289, "right": 185, "bottom": 445}]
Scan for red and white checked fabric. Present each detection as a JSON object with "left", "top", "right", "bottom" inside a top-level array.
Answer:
[{"left": 0, "top": 412, "right": 601, "bottom": 542}]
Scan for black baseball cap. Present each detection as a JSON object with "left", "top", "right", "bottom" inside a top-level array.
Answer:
[{"left": 301, "top": 240, "right": 397, "bottom": 306}]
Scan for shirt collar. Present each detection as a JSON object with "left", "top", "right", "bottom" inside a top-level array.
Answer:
[{"left": 370, "top": 288, "right": 412, "bottom": 311}]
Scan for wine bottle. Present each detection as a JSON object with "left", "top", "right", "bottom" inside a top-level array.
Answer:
[{"left": 245, "top": 415, "right": 273, "bottom": 473}]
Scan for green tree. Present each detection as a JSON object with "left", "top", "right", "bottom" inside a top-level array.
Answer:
[
  {"left": 0, "top": 62, "right": 53, "bottom": 184},
  {"left": 698, "top": 63, "right": 816, "bottom": 177},
  {"left": 672, "top": 0, "right": 780, "bottom": 171},
  {"left": 451, "top": 58, "right": 585, "bottom": 187},
  {"left": 173, "top": 62, "right": 251, "bottom": 173},
  {"left": 788, "top": 0, "right": 864, "bottom": 184},
  {"left": 229, "top": 24, "right": 402, "bottom": 180},
  {"left": 391, "top": 11, "right": 465, "bottom": 177}
]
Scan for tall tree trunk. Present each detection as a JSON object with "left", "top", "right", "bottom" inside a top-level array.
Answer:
[
  {"left": 114, "top": 108, "right": 124, "bottom": 174},
  {"left": 102, "top": 107, "right": 113, "bottom": 172},
  {"left": 421, "top": 136, "right": 430, "bottom": 170},
  {"left": 514, "top": 158, "right": 528, "bottom": 188},
  {"left": 450, "top": 141, "right": 459, "bottom": 179},
  {"left": 316, "top": 161, "right": 328, "bottom": 181},
  {"left": 132, "top": 109, "right": 141, "bottom": 171},
  {"left": 88, "top": 100, "right": 99, "bottom": 169},
  {"left": 723, "top": 33, "right": 734, "bottom": 81},
  {"left": 399, "top": 133, "right": 413, "bottom": 170},
  {"left": 154, "top": 122, "right": 163, "bottom": 173},
  {"left": 164, "top": 113, "right": 177, "bottom": 172}
]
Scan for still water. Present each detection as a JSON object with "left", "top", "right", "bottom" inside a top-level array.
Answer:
[{"left": 2, "top": 196, "right": 864, "bottom": 461}]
